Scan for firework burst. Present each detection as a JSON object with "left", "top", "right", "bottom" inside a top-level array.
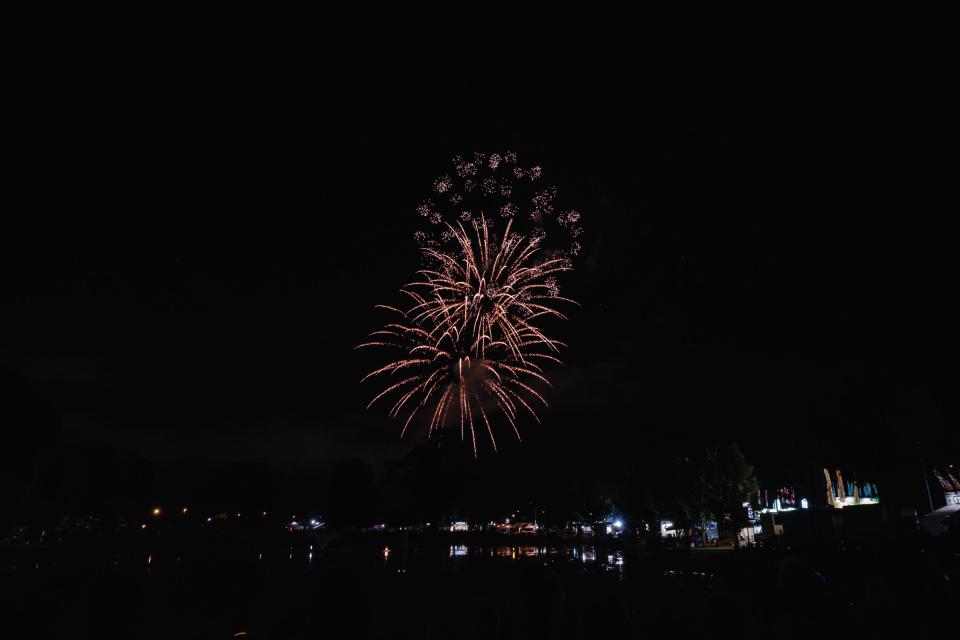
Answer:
[
  {"left": 360, "top": 153, "right": 580, "bottom": 455},
  {"left": 408, "top": 215, "right": 575, "bottom": 361}
]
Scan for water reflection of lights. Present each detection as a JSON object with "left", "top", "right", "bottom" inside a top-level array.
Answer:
[
  {"left": 447, "top": 545, "right": 615, "bottom": 566},
  {"left": 604, "top": 551, "right": 624, "bottom": 573},
  {"left": 663, "top": 568, "right": 720, "bottom": 582}
]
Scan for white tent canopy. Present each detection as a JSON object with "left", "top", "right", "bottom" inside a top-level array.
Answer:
[{"left": 919, "top": 504, "right": 959, "bottom": 536}]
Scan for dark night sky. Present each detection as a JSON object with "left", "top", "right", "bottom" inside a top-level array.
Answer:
[{"left": 2, "top": 48, "right": 955, "bottom": 505}]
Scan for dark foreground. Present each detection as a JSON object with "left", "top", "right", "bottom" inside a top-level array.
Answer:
[{"left": 2, "top": 530, "right": 957, "bottom": 638}]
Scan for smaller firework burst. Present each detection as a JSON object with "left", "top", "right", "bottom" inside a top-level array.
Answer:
[{"left": 415, "top": 151, "right": 583, "bottom": 260}]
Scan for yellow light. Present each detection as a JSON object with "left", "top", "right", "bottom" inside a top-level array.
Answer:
[{"left": 152, "top": 507, "right": 161, "bottom": 516}]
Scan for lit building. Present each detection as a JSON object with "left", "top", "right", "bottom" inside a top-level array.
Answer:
[{"left": 823, "top": 468, "right": 879, "bottom": 509}]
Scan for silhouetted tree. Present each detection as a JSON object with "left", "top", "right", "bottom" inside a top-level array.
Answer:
[{"left": 704, "top": 442, "right": 760, "bottom": 536}]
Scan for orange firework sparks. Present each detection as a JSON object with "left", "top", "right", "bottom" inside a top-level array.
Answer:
[
  {"left": 358, "top": 297, "right": 560, "bottom": 456},
  {"left": 360, "top": 154, "right": 579, "bottom": 455},
  {"left": 408, "top": 215, "right": 574, "bottom": 361}
]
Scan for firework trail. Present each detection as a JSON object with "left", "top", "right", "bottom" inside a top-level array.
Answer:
[{"left": 360, "top": 152, "right": 580, "bottom": 455}]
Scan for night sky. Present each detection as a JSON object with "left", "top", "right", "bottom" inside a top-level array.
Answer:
[{"left": 2, "top": 54, "right": 955, "bottom": 511}]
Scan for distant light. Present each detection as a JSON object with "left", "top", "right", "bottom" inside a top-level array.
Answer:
[
  {"left": 613, "top": 519, "right": 623, "bottom": 529},
  {"left": 383, "top": 546, "right": 391, "bottom": 558},
  {"left": 206, "top": 517, "right": 212, "bottom": 523},
  {"left": 262, "top": 511, "right": 267, "bottom": 517},
  {"left": 801, "top": 498, "right": 809, "bottom": 509},
  {"left": 182, "top": 507, "right": 188, "bottom": 514},
  {"left": 151, "top": 507, "right": 161, "bottom": 516},
  {"left": 140, "top": 524, "right": 147, "bottom": 529},
  {"left": 236, "top": 513, "right": 241, "bottom": 517}
]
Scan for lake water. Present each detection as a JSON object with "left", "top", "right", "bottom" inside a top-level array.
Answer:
[{"left": 2, "top": 533, "right": 954, "bottom": 638}]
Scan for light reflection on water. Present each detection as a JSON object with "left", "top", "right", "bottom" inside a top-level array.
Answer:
[
  {"left": 606, "top": 552, "right": 623, "bottom": 567},
  {"left": 445, "top": 545, "right": 623, "bottom": 572},
  {"left": 8, "top": 542, "right": 627, "bottom": 576}
]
